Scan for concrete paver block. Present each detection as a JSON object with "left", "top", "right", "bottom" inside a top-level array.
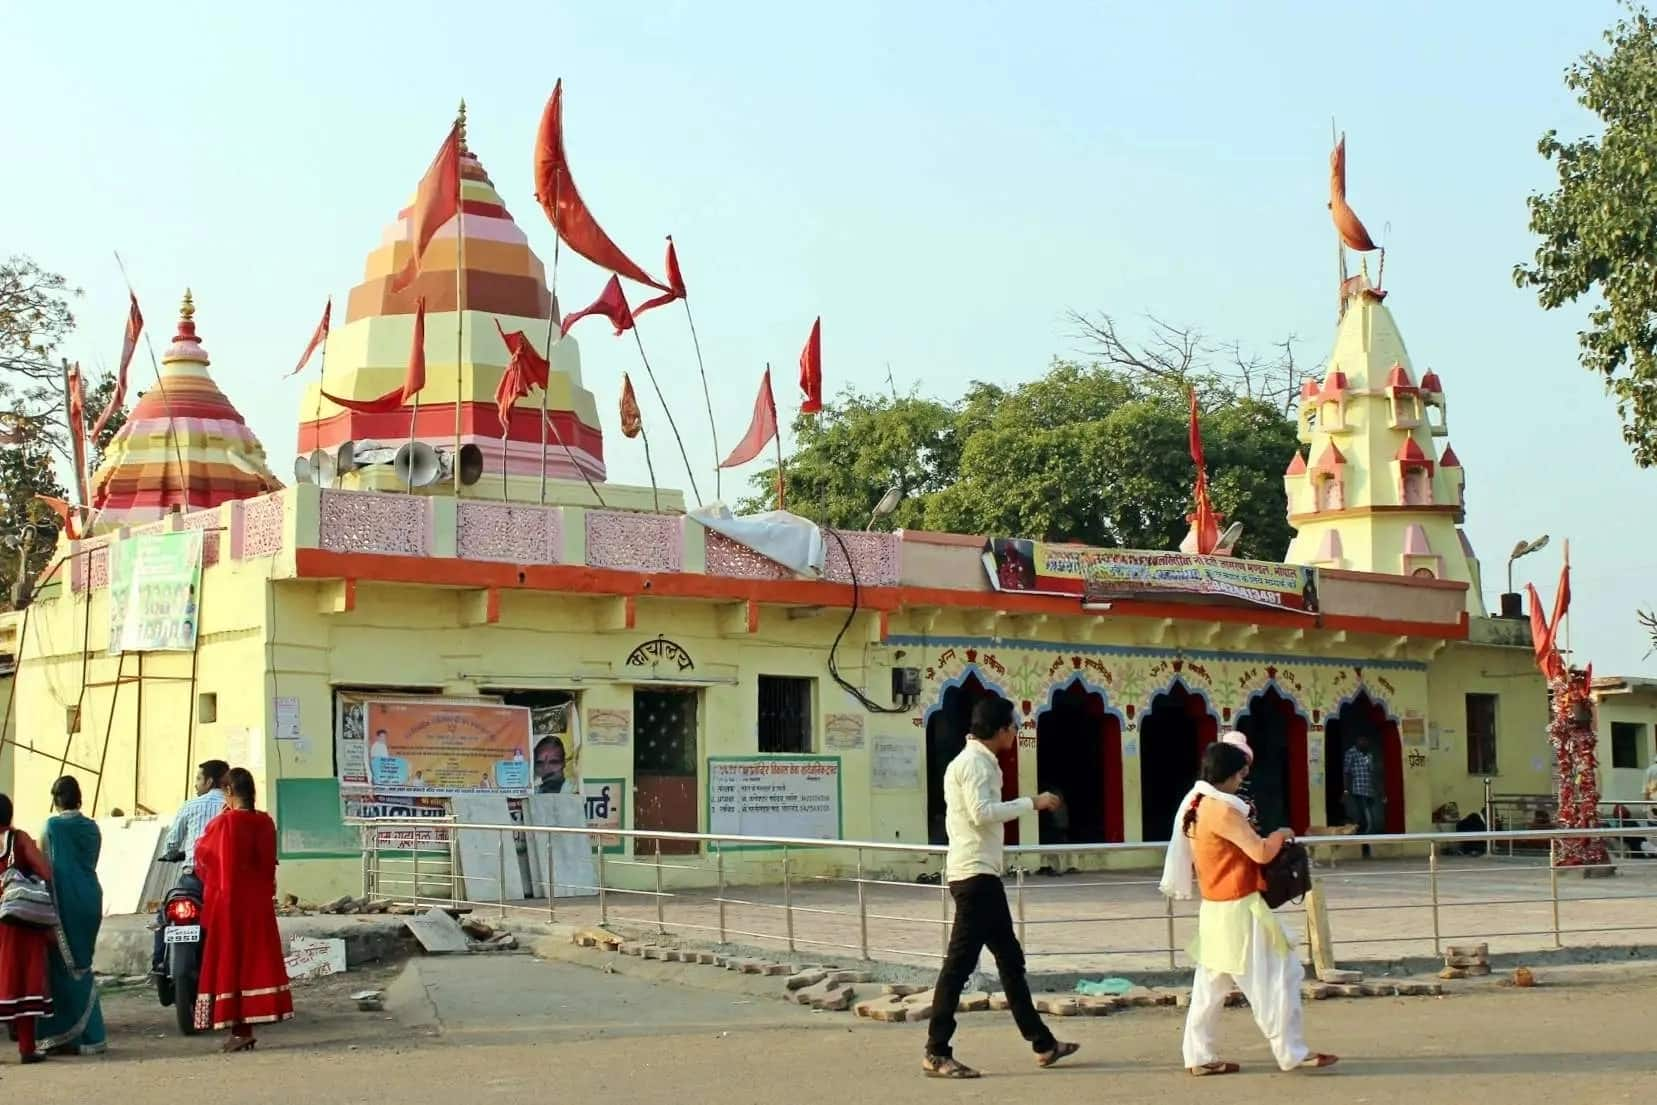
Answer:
[
  {"left": 1302, "top": 983, "right": 1333, "bottom": 1000},
  {"left": 1359, "top": 981, "right": 1399, "bottom": 997},
  {"left": 787, "top": 968, "right": 829, "bottom": 991},
  {"left": 854, "top": 995, "right": 909, "bottom": 1022},
  {"left": 1445, "top": 943, "right": 1488, "bottom": 959},
  {"left": 882, "top": 983, "right": 924, "bottom": 997},
  {"left": 1445, "top": 954, "right": 1487, "bottom": 969},
  {"left": 1317, "top": 968, "right": 1363, "bottom": 983},
  {"left": 826, "top": 969, "right": 873, "bottom": 985},
  {"left": 1033, "top": 995, "right": 1080, "bottom": 1017},
  {"left": 958, "top": 990, "right": 992, "bottom": 1013},
  {"left": 988, "top": 992, "right": 1010, "bottom": 1011},
  {"left": 1076, "top": 995, "right": 1117, "bottom": 1016}
]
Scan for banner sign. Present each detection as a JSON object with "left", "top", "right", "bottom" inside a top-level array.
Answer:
[
  {"left": 707, "top": 756, "right": 842, "bottom": 844},
  {"left": 1080, "top": 550, "right": 1319, "bottom": 613},
  {"left": 982, "top": 538, "right": 1318, "bottom": 613},
  {"left": 342, "top": 794, "right": 449, "bottom": 850},
  {"left": 108, "top": 530, "right": 204, "bottom": 653},
  {"left": 350, "top": 699, "right": 533, "bottom": 798}
]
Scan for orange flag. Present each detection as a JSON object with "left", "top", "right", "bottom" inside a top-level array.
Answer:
[
  {"left": 561, "top": 276, "right": 636, "bottom": 337},
  {"left": 798, "top": 317, "right": 822, "bottom": 414},
  {"left": 390, "top": 124, "right": 462, "bottom": 294},
  {"left": 1188, "top": 388, "right": 1219, "bottom": 555},
  {"left": 633, "top": 238, "right": 688, "bottom": 320},
  {"left": 35, "top": 495, "right": 81, "bottom": 541},
  {"left": 720, "top": 369, "right": 778, "bottom": 469},
  {"left": 1329, "top": 135, "right": 1379, "bottom": 253},
  {"left": 93, "top": 292, "right": 142, "bottom": 436},
  {"left": 533, "top": 81, "right": 669, "bottom": 292},
  {"left": 493, "top": 318, "right": 551, "bottom": 430},
  {"left": 322, "top": 299, "right": 428, "bottom": 414},
  {"left": 287, "top": 298, "right": 331, "bottom": 378},
  {"left": 619, "top": 373, "right": 643, "bottom": 439}
]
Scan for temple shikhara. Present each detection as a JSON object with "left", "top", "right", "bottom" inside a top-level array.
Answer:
[{"left": 0, "top": 111, "right": 1628, "bottom": 904}]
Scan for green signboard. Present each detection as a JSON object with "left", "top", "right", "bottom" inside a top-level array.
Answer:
[{"left": 108, "top": 530, "right": 204, "bottom": 653}]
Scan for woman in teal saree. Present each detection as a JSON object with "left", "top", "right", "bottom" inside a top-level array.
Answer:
[{"left": 36, "top": 777, "right": 106, "bottom": 1056}]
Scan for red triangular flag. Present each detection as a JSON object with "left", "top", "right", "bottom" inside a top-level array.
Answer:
[
  {"left": 1527, "top": 583, "right": 1564, "bottom": 682},
  {"left": 1549, "top": 560, "right": 1570, "bottom": 639},
  {"left": 92, "top": 293, "right": 142, "bottom": 437},
  {"left": 1188, "top": 388, "right": 1219, "bottom": 555},
  {"left": 321, "top": 300, "right": 428, "bottom": 414},
  {"left": 633, "top": 238, "right": 687, "bottom": 319},
  {"left": 534, "top": 82, "right": 670, "bottom": 293},
  {"left": 35, "top": 495, "right": 81, "bottom": 541},
  {"left": 720, "top": 369, "right": 778, "bottom": 469},
  {"left": 561, "top": 275, "right": 635, "bottom": 337},
  {"left": 798, "top": 316, "right": 823, "bottom": 414},
  {"left": 66, "top": 363, "right": 89, "bottom": 499},
  {"left": 390, "top": 124, "right": 462, "bottom": 294},
  {"left": 1330, "top": 135, "right": 1379, "bottom": 253},
  {"left": 403, "top": 297, "right": 427, "bottom": 399},
  {"left": 493, "top": 319, "right": 551, "bottom": 430},
  {"left": 287, "top": 298, "right": 331, "bottom": 379},
  {"left": 619, "top": 373, "right": 643, "bottom": 439}
]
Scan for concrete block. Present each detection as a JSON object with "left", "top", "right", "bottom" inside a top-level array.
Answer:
[
  {"left": 1076, "top": 996, "right": 1117, "bottom": 1016},
  {"left": 1395, "top": 981, "right": 1440, "bottom": 996},
  {"left": 1302, "top": 983, "right": 1333, "bottom": 1000},
  {"left": 787, "top": 968, "right": 829, "bottom": 991},
  {"left": 989, "top": 992, "right": 1010, "bottom": 1011},
  {"left": 854, "top": 995, "right": 909, "bottom": 1022},
  {"left": 1444, "top": 943, "right": 1488, "bottom": 960},
  {"left": 826, "top": 969, "right": 873, "bottom": 985},
  {"left": 1328, "top": 983, "right": 1364, "bottom": 998},
  {"left": 813, "top": 985, "right": 855, "bottom": 1013},
  {"left": 1358, "top": 981, "right": 1399, "bottom": 997},
  {"left": 1034, "top": 995, "right": 1080, "bottom": 1017},
  {"left": 1317, "top": 968, "right": 1363, "bottom": 984},
  {"left": 882, "top": 983, "right": 924, "bottom": 997}
]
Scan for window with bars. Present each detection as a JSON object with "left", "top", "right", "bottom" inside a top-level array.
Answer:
[
  {"left": 758, "top": 676, "right": 813, "bottom": 755},
  {"left": 1465, "top": 693, "right": 1499, "bottom": 775},
  {"left": 1612, "top": 722, "right": 1648, "bottom": 770}
]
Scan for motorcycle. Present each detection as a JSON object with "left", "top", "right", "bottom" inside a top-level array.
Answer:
[{"left": 152, "top": 852, "right": 204, "bottom": 1036}]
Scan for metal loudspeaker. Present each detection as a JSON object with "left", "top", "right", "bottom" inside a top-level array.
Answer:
[
  {"left": 308, "top": 449, "right": 337, "bottom": 488},
  {"left": 293, "top": 455, "right": 313, "bottom": 484},
  {"left": 336, "top": 440, "right": 358, "bottom": 475},
  {"left": 395, "top": 441, "right": 441, "bottom": 488},
  {"left": 457, "top": 444, "right": 484, "bottom": 487}
]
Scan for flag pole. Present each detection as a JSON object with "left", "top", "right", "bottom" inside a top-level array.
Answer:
[
  {"left": 114, "top": 254, "right": 188, "bottom": 511},
  {"left": 638, "top": 419, "right": 661, "bottom": 514},
  {"left": 313, "top": 320, "right": 330, "bottom": 458},
  {"left": 539, "top": 170, "right": 562, "bottom": 506},
  {"left": 630, "top": 327, "right": 702, "bottom": 507},
  {"left": 770, "top": 364, "right": 786, "bottom": 511},
  {"left": 453, "top": 99, "right": 467, "bottom": 498},
  {"left": 676, "top": 249, "right": 720, "bottom": 499}
]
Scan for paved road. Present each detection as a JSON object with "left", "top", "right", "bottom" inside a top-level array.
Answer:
[{"left": 9, "top": 956, "right": 1655, "bottom": 1103}]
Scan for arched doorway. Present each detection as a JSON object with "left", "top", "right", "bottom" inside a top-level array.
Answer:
[
  {"left": 1139, "top": 681, "right": 1218, "bottom": 841},
  {"left": 1035, "top": 680, "right": 1124, "bottom": 845},
  {"left": 1235, "top": 687, "right": 1309, "bottom": 833},
  {"left": 925, "top": 672, "right": 1018, "bottom": 846},
  {"left": 1323, "top": 691, "right": 1405, "bottom": 833}
]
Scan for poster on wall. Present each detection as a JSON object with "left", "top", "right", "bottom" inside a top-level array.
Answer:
[
  {"left": 531, "top": 702, "right": 580, "bottom": 794},
  {"left": 586, "top": 709, "right": 630, "bottom": 747},
  {"left": 708, "top": 756, "right": 841, "bottom": 843},
  {"left": 824, "top": 713, "right": 865, "bottom": 751},
  {"left": 582, "top": 778, "right": 625, "bottom": 852},
  {"left": 871, "top": 737, "right": 920, "bottom": 790},
  {"left": 336, "top": 697, "right": 532, "bottom": 797},
  {"left": 341, "top": 795, "right": 450, "bottom": 850},
  {"left": 335, "top": 693, "right": 505, "bottom": 791},
  {"left": 1079, "top": 551, "right": 1319, "bottom": 613},
  {"left": 107, "top": 530, "right": 204, "bottom": 653},
  {"left": 981, "top": 538, "right": 1092, "bottom": 596}
]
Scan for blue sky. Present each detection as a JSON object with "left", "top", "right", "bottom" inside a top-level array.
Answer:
[{"left": 4, "top": 1, "right": 1650, "bottom": 672}]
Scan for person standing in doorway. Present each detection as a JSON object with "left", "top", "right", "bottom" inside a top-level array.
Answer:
[
  {"left": 152, "top": 760, "right": 229, "bottom": 978},
  {"left": 1342, "top": 734, "right": 1383, "bottom": 858},
  {"left": 922, "top": 697, "right": 1078, "bottom": 1079}
]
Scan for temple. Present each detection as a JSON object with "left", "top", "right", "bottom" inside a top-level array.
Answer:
[{"left": 0, "top": 124, "right": 1640, "bottom": 905}]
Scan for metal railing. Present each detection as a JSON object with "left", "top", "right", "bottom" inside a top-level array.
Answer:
[{"left": 350, "top": 818, "right": 1657, "bottom": 972}]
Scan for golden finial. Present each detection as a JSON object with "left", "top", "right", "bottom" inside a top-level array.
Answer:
[
  {"left": 180, "top": 288, "right": 195, "bottom": 320},
  {"left": 456, "top": 98, "right": 469, "bottom": 154}
]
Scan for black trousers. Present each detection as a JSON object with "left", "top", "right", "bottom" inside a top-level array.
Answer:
[{"left": 925, "top": 874, "right": 1055, "bottom": 1058}]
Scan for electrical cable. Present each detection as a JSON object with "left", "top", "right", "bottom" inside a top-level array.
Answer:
[{"left": 823, "top": 527, "right": 908, "bottom": 714}]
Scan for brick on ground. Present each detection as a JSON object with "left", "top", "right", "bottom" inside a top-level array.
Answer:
[{"left": 854, "top": 995, "right": 909, "bottom": 1022}]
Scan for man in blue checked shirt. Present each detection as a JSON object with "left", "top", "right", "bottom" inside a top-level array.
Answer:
[
  {"left": 150, "top": 759, "right": 229, "bottom": 976},
  {"left": 1342, "top": 735, "right": 1383, "bottom": 859}
]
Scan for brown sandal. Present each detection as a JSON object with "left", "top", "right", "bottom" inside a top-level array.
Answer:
[
  {"left": 221, "top": 1036, "right": 257, "bottom": 1054},
  {"left": 1298, "top": 1053, "right": 1338, "bottom": 1070},
  {"left": 1189, "top": 1061, "right": 1241, "bottom": 1076},
  {"left": 922, "top": 1056, "right": 981, "bottom": 1079},
  {"left": 1037, "top": 1041, "right": 1080, "bottom": 1068}
]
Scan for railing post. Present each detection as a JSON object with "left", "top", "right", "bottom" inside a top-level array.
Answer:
[
  {"left": 856, "top": 848, "right": 869, "bottom": 960},
  {"left": 597, "top": 846, "right": 608, "bottom": 925},
  {"left": 1549, "top": 839, "right": 1562, "bottom": 948},
  {"left": 546, "top": 831, "right": 557, "bottom": 923},
  {"left": 654, "top": 837, "right": 667, "bottom": 935},
  {"left": 1428, "top": 839, "right": 1441, "bottom": 956},
  {"left": 1164, "top": 889, "right": 1177, "bottom": 969},
  {"left": 717, "top": 843, "right": 727, "bottom": 944},
  {"left": 1015, "top": 863, "right": 1027, "bottom": 947},
  {"left": 411, "top": 844, "right": 421, "bottom": 911},
  {"left": 497, "top": 829, "right": 508, "bottom": 919},
  {"left": 783, "top": 845, "right": 795, "bottom": 953}
]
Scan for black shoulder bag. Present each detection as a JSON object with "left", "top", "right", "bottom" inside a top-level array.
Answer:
[{"left": 1260, "top": 840, "right": 1312, "bottom": 909}]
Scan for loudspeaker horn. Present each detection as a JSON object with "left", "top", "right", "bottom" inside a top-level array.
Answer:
[
  {"left": 336, "top": 440, "right": 358, "bottom": 474},
  {"left": 309, "top": 449, "right": 337, "bottom": 488},
  {"left": 395, "top": 441, "right": 441, "bottom": 488},
  {"left": 293, "top": 455, "right": 314, "bottom": 484},
  {"left": 457, "top": 443, "right": 484, "bottom": 487}
]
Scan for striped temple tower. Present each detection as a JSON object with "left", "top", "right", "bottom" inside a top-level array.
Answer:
[
  {"left": 296, "top": 111, "right": 673, "bottom": 511},
  {"left": 89, "top": 291, "right": 283, "bottom": 532}
]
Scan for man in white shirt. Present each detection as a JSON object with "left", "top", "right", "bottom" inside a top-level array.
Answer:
[
  {"left": 150, "top": 759, "right": 229, "bottom": 976},
  {"left": 922, "top": 697, "right": 1078, "bottom": 1079}
]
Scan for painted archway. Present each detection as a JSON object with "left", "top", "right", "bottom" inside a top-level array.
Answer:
[
  {"left": 1138, "top": 678, "right": 1219, "bottom": 841},
  {"left": 1324, "top": 689, "right": 1405, "bottom": 833},
  {"left": 923, "top": 667, "right": 1017, "bottom": 846},
  {"left": 1234, "top": 683, "right": 1310, "bottom": 834},
  {"left": 1034, "top": 675, "right": 1125, "bottom": 844}
]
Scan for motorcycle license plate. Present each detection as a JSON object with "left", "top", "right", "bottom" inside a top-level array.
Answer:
[{"left": 165, "top": 925, "right": 201, "bottom": 944}]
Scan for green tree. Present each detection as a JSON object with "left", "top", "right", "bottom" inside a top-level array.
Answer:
[
  {"left": 0, "top": 421, "right": 70, "bottom": 606},
  {"left": 745, "top": 360, "right": 1299, "bottom": 561},
  {"left": 0, "top": 256, "right": 82, "bottom": 459},
  {"left": 1516, "top": 5, "right": 1657, "bottom": 465}
]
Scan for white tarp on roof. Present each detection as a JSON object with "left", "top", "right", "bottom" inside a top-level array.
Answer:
[{"left": 690, "top": 504, "right": 826, "bottom": 578}]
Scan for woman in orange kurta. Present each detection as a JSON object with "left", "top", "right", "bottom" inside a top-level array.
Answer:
[
  {"left": 0, "top": 793, "right": 53, "bottom": 1064},
  {"left": 192, "top": 769, "right": 292, "bottom": 1051}
]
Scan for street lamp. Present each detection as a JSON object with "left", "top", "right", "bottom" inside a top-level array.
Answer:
[
  {"left": 1501, "top": 534, "right": 1550, "bottom": 618},
  {"left": 865, "top": 487, "right": 903, "bottom": 531}
]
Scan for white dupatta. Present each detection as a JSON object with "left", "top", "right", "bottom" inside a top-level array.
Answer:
[{"left": 1158, "top": 782, "right": 1251, "bottom": 900}]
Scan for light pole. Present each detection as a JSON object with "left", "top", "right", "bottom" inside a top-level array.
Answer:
[
  {"left": 1501, "top": 534, "right": 1550, "bottom": 618},
  {"left": 865, "top": 487, "right": 902, "bottom": 531}
]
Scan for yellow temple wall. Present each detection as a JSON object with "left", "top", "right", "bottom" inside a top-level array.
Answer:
[
  {"left": 1595, "top": 686, "right": 1657, "bottom": 805},
  {"left": 1423, "top": 640, "right": 1552, "bottom": 821}
]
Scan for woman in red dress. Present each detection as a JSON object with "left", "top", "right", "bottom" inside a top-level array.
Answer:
[
  {"left": 193, "top": 769, "right": 292, "bottom": 1052},
  {"left": 0, "top": 793, "right": 53, "bottom": 1064}
]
